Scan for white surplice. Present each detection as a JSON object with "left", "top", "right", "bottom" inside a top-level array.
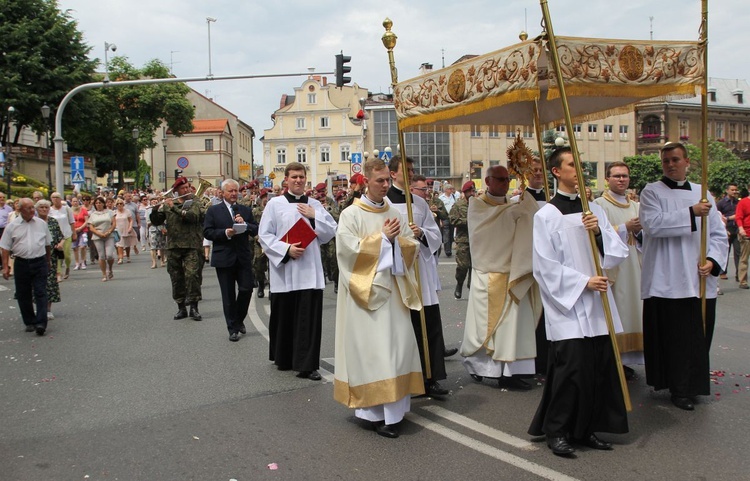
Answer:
[
  {"left": 533, "top": 200, "right": 629, "bottom": 341},
  {"left": 593, "top": 191, "right": 644, "bottom": 365},
  {"left": 461, "top": 193, "right": 542, "bottom": 376},
  {"left": 333, "top": 196, "right": 424, "bottom": 424},
  {"left": 258, "top": 195, "right": 337, "bottom": 293},
  {"left": 640, "top": 181, "right": 727, "bottom": 300}
]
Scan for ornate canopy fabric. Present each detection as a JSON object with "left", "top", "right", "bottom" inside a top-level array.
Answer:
[{"left": 393, "top": 36, "right": 704, "bottom": 130}]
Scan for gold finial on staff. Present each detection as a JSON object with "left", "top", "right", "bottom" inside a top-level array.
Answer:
[{"left": 381, "top": 17, "right": 431, "bottom": 379}]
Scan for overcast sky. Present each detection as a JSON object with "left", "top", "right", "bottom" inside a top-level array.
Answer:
[{"left": 58, "top": 0, "right": 749, "bottom": 155}]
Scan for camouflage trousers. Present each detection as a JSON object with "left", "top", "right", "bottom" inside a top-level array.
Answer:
[
  {"left": 455, "top": 241, "right": 472, "bottom": 284},
  {"left": 321, "top": 239, "right": 339, "bottom": 284},
  {"left": 167, "top": 248, "right": 204, "bottom": 305},
  {"left": 253, "top": 241, "right": 268, "bottom": 286}
]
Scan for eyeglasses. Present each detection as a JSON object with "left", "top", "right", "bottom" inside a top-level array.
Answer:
[
  {"left": 412, "top": 187, "right": 429, "bottom": 192},
  {"left": 609, "top": 174, "right": 630, "bottom": 179},
  {"left": 489, "top": 176, "right": 510, "bottom": 182}
]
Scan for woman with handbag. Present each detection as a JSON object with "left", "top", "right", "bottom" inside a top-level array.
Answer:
[
  {"left": 87, "top": 197, "right": 117, "bottom": 282},
  {"left": 114, "top": 199, "right": 136, "bottom": 264}
]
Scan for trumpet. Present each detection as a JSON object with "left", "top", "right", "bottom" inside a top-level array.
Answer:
[{"left": 153, "top": 178, "right": 213, "bottom": 207}]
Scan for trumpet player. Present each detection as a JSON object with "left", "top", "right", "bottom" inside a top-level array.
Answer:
[{"left": 149, "top": 176, "right": 207, "bottom": 322}]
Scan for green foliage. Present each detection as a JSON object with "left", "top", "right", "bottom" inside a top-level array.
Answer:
[
  {"left": 624, "top": 154, "right": 662, "bottom": 192},
  {"left": 0, "top": 0, "right": 97, "bottom": 140}
]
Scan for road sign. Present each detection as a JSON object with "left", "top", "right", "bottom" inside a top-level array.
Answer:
[
  {"left": 263, "top": 180, "right": 272, "bottom": 188},
  {"left": 380, "top": 150, "right": 393, "bottom": 162},
  {"left": 177, "top": 157, "right": 189, "bottom": 169},
  {"left": 351, "top": 163, "right": 362, "bottom": 174},
  {"left": 350, "top": 152, "right": 362, "bottom": 164},
  {"left": 71, "top": 156, "right": 85, "bottom": 184}
]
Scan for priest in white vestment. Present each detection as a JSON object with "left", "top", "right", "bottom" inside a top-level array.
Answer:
[
  {"left": 259, "top": 162, "right": 337, "bottom": 381},
  {"left": 461, "top": 165, "right": 542, "bottom": 390},
  {"left": 528, "top": 147, "right": 630, "bottom": 456},
  {"left": 334, "top": 158, "right": 424, "bottom": 439},
  {"left": 640, "top": 142, "right": 727, "bottom": 412},
  {"left": 593, "top": 161, "right": 644, "bottom": 368}
]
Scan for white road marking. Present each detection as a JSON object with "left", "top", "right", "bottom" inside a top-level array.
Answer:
[
  {"left": 408, "top": 413, "right": 580, "bottom": 481},
  {"left": 419, "top": 404, "right": 535, "bottom": 450}
]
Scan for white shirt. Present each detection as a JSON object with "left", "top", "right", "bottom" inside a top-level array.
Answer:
[
  {"left": 50, "top": 204, "right": 74, "bottom": 238},
  {"left": 0, "top": 216, "right": 52, "bottom": 259},
  {"left": 438, "top": 192, "right": 458, "bottom": 213}
]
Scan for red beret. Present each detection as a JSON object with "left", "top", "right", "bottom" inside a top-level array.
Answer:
[
  {"left": 426, "top": 178, "right": 435, "bottom": 185},
  {"left": 335, "top": 190, "right": 346, "bottom": 200},
  {"left": 250, "top": 180, "right": 259, "bottom": 187},
  {"left": 315, "top": 182, "right": 327, "bottom": 192},
  {"left": 350, "top": 173, "right": 365, "bottom": 185},
  {"left": 461, "top": 180, "right": 476, "bottom": 192},
  {"left": 172, "top": 176, "right": 188, "bottom": 190},
  {"left": 259, "top": 188, "right": 269, "bottom": 198}
]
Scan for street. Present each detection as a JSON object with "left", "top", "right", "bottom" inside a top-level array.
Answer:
[{"left": 0, "top": 251, "right": 748, "bottom": 481}]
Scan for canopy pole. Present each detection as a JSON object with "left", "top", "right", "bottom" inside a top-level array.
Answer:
[
  {"left": 533, "top": 101, "right": 551, "bottom": 201},
  {"left": 699, "top": 0, "right": 709, "bottom": 333},
  {"left": 539, "top": 0, "right": 631, "bottom": 411},
  {"left": 382, "top": 18, "right": 431, "bottom": 379}
]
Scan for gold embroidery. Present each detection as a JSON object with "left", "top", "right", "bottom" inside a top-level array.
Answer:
[
  {"left": 349, "top": 233, "right": 383, "bottom": 310},
  {"left": 334, "top": 372, "right": 425, "bottom": 408},
  {"left": 484, "top": 272, "right": 509, "bottom": 348}
]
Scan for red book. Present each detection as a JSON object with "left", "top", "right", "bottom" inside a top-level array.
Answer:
[{"left": 283, "top": 218, "right": 317, "bottom": 248}]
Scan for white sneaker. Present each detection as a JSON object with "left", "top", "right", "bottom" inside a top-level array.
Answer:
[
  {"left": 47, "top": 312, "right": 55, "bottom": 320},
  {"left": 73, "top": 263, "right": 80, "bottom": 270},
  {"left": 81, "top": 263, "right": 87, "bottom": 270}
]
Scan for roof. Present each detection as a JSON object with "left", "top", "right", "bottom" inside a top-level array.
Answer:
[
  {"left": 667, "top": 78, "right": 749, "bottom": 109},
  {"left": 191, "top": 119, "right": 229, "bottom": 133}
]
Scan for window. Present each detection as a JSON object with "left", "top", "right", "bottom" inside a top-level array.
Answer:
[
  {"left": 715, "top": 121, "right": 725, "bottom": 140},
  {"left": 320, "top": 146, "right": 331, "bottom": 163},
  {"left": 320, "top": 116, "right": 329, "bottom": 128},
  {"left": 619, "top": 125, "right": 629, "bottom": 140},
  {"left": 276, "top": 148, "right": 286, "bottom": 164},
  {"left": 604, "top": 125, "right": 613, "bottom": 140},
  {"left": 307, "top": 93, "right": 316, "bottom": 104},
  {"left": 523, "top": 128, "right": 533, "bottom": 138},
  {"left": 205, "top": 139, "right": 214, "bottom": 151},
  {"left": 679, "top": 119, "right": 689, "bottom": 140},
  {"left": 340, "top": 145, "right": 350, "bottom": 162},
  {"left": 297, "top": 147, "right": 307, "bottom": 163},
  {"left": 373, "top": 110, "right": 398, "bottom": 153},
  {"left": 488, "top": 126, "right": 499, "bottom": 138},
  {"left": 471, "top": 125, "right": 482, "bottom": 138},
  {"left": 506, "top": 129, "right": 516, "bottom": 138},
  {"left": 296, "top": 118, "right": 306, "bottom": 130},
  {"left": 403, "top": 127, "right": 451, "bottom": 178},
  {"left": 225, "top": 140, "right": 230, "bottom": 152},
  {"left": 555, "top": 124, "right": 566, "bottom": 133},
  {"left": 743, "top": 124, "right": 749, "bottom": 142},
  {"left": 573, "top": 124, "right": 582, "bottom": 138},
  {"left": 588, "top": 124, "right": 598, "bottom": 138},
  {"left": 730, "top": 123, "right": 737, "bottom": 142}
]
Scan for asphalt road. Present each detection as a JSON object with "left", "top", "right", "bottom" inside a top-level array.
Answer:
[{"left": 0, "top": 250, "right": 748, "bottom": 481}]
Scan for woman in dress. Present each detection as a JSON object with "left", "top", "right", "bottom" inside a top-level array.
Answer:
[
  {"left": 87, "top": 197, "right": 116, "bottom": 282},
  {"left": 71, "top": 197, "right": 89, "bottom": 270},
  {"left": 138, "top": 196, "right": 150, "bottom": 252},
  {"left": 35, "top": 200, "right": 62, "bottom": 319},
  {"left": 114, "top": 199, "right": 136, "bottom": 264},
  {"left": 49, "top": 192, "right": 75, "bottom": 281}
]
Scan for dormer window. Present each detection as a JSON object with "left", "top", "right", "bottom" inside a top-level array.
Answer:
[
  {"left": 708, "top": 87, "right": 717, "bottom": 102},
  {"left": 732, "top": 89, "right": 744, "bottom": 104}
]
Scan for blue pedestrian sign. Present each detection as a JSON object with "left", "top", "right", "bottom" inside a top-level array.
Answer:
[
  {"left": 351, "top": 152, "right": 362, "bottom": 164},
  {"left": 70, "top": 156, "right": 85, "bottom": 184},
  {"left": 263, "top": 180, "right": 272, "bottom": 188},
  {"left": 380, "top": 150, "right": 393, "bottom": 162}
]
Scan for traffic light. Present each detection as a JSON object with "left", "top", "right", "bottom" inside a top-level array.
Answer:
[
  {"left": 174, "top": 169, "right": 183, "bottom": 180},
  {"left": 335, "top": 52, "right": 351, "bottom": 87}
]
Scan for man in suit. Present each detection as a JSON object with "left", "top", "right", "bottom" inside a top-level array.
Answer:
[{"left": 204, "top": 179, "right": 259, "bottom": 342}]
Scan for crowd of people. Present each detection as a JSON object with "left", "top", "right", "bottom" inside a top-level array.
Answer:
[{"left": 0, "top": 140, "right": 738, "bottom": 453}]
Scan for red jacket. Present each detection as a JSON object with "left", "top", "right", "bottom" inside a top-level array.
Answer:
[{"left": 735, "top": 197, "right": 750, "bottom": 231}]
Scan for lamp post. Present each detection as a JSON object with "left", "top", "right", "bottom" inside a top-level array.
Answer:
[
  {"left": 41, "top": 104, "right": 52, "bottom": 191},
  {"left": 132, "top": 127, "right": 139, "bottom": 191},
  {"left": 5, "top": 106, "right": 15, "bottom": 196},
  {"left": 104, "top": 42, "right": 117, "bottom": 82},
  {"left": 162, "top": 136, "right": 168, "bottom": 191},
  {"left": 206, "top": 17, "right": 217, "bottom": 77}
]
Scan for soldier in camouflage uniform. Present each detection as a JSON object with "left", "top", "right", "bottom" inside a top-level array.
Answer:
[
  {"left": 150, "top": 177, "right": 207, "bottom": 321},
  {"left": 450, "top": 180, "right": 476, "bottom": 299},
  {"left": 252, "top": 188, "right": 269, "bottom": 298},
  {"left": 314, "top": 183, "right": 341, "bottom": 293},
  {"left": 341, "top": 173, "right": 365, "bottom": 211}
]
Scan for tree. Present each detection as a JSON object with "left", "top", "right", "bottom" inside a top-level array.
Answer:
[
  {"left": 624, "top": 154, "right": 662, "bottom": 192},
  {"left": 65, "top": 58, "right": 194, "bottom": 186},
  {"left": 0, "top": 0, "right": 97, "bottom": 141}
]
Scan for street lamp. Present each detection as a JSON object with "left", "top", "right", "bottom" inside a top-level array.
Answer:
[
  {"left": 162, "top": 136, "right": 168, "bottom": 191},
  {"left": 206, "top": 17, "right": 217, "bottom": 77},
  {"left": 132, "top": 127, "right": 139, "bottom": 191},
  {"left": 41, "top": 104, "right": 52, "bottom": 191},
  {"left": 104, "top": 42, "right": 117, "bottom": 82}
]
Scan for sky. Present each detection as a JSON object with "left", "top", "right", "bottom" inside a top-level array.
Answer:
[{"left": 57, "top": 0, "right": 750, "bottom": 157}]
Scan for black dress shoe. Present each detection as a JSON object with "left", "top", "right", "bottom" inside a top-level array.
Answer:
[
  {"left": 173, "top": 306, "right": 188, "bottom": 320},
  {"left": 238, "top": 323, "right": 247, "bottom": 334},
  {"left": 498, "top": 376, "right": 532, "bottom": 390},
  {"left": 547, "top": 435, "right": 575, "bottom": 455},
  {"left": 228, "top": 332, "right": 240, "bottom": 342},
  {"left": 574, "top": 434, "right": 612, "bottom": 450},
  {"left": 443, "top": 347, "right": 458, "bottom": 357},
  {"left": 25, "top": 325, "right": 35, "bottom": 333},
  {"left": 454, "top": 285, "right": 462, "bottom": 299},
  {"left": 189, "top": 305, "right": 202, "bottom": 321},
  {"left": 470, "top": 373, "right": 484, "bottom": 382},
  {"left": 257, "top": 288, "right": 264, "bottom": 298},
  {"left": 374, "top": 421, "right": 399, "bottom": 439},
  {"left": 623, "top": 365, "right": 636, "bottom": 380},
  {"left": 671, "top": 395, "right": 695, "bottom": 411},
  {"left": 426, "top": 381, "right": 450, "bottom": 396},
  {"left": 297, "top": 370, "right": 322, "bottom": 381},
  {"left": 35, "top": 326, "right": 46, "bottom": 336}
]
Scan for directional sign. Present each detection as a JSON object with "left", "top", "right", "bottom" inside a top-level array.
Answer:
[
  {"left": 350, "top": 152, "right": 362, "bottom": 164},
  {"left": 71, "top": 156, "right": 85, "bottom": 184}
]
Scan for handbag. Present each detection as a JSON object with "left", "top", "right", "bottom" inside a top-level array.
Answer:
[{"left": 112, "top": 229, "right": 121, "bottom": 242}]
